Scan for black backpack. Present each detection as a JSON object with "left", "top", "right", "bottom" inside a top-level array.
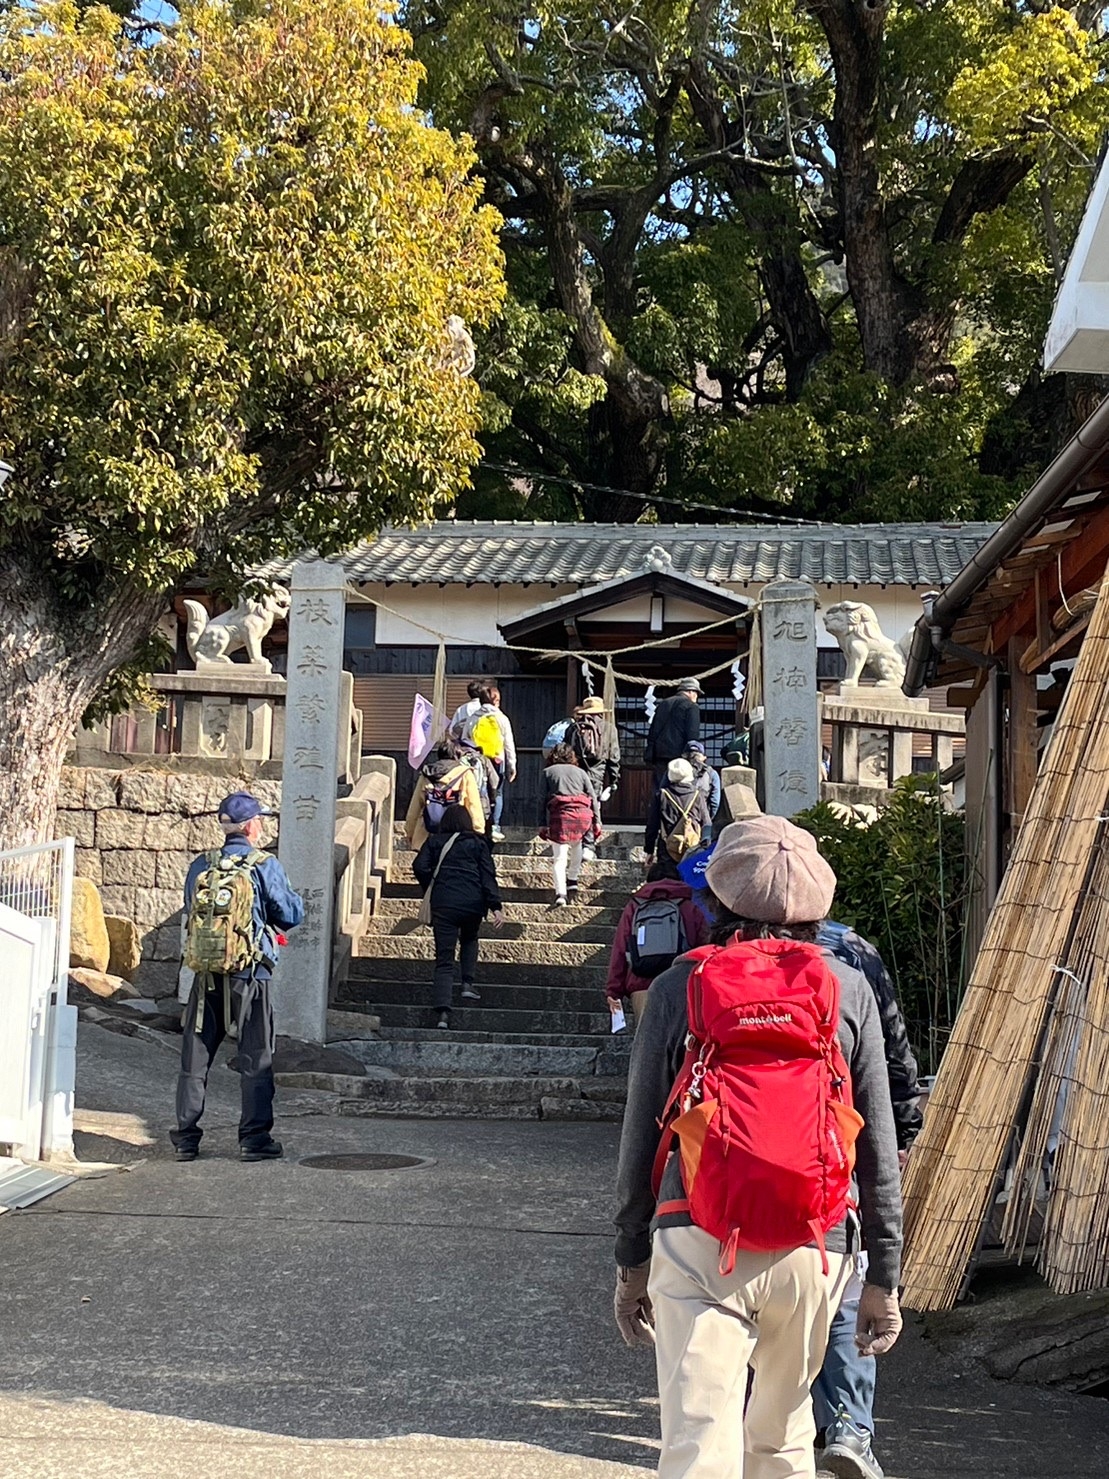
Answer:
[{"left": 628, "top": 896, "right": 687, "bottom": 979}]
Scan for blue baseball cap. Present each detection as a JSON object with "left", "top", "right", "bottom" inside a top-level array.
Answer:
[
  {"left": 217, "top": 791, "right": 273, "bottom": 825},
  {"left": 686, "top": 741, "right": 706, "bottom": 756}
]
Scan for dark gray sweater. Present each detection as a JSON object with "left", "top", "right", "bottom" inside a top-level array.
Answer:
[{"left": 613, "top": 949, "right": 903, "bottom": 1290}]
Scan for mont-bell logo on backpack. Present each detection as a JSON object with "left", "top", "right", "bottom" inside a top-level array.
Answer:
[{"left": 651, "top": 936, "right": 864, "bottom": 1276}]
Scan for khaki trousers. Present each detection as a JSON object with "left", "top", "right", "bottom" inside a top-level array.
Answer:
[{"left": 650, "top": 1225, "right": 852, "bottom": 1479}]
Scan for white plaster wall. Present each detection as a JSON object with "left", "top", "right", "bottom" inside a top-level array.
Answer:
[{"left": 360, "top": 580, "right": 924, "bottom": 651}]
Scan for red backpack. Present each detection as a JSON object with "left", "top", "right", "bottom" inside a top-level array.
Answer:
[{"left": 651, "top": 936, "right": 863, "bottom": 1275}]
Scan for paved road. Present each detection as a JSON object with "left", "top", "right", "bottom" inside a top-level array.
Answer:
[{"left": 2, "top": 1024, "right": 1109, "bottom": 1477}]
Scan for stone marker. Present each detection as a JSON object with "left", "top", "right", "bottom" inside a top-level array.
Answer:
[
  {"left": 760, "top": 579, "right": 821, "bottom": 817},
  {"left": 275, "top": 561, "right": 346, "bottom": 1044},
  {"left": 70, "top": 876, "right": 110, "bottom": 972}
]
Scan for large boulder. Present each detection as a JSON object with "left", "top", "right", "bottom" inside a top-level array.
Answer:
[
  {"left": 69, "top": 877, "right": 110, "bottom": 972},
  {"left": 68, "top": 968, "right": 140, "bottom": 1003},
  {"left": 104, "top": 915, "right": 142, "bottom": 981}
]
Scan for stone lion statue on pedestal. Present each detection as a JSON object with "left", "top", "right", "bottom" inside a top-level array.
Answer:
[
  {"left": 823, "top": 601, "right": 910, "bottom": 688},
  {"left": 183, "top": 587, "right": 292, "bottom": 672}
]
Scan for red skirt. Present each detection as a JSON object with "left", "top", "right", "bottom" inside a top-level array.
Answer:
[{"left": 548, "top": 794, "right": 595, "bottom": 844}]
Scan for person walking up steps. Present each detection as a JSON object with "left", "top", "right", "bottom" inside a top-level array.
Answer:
[
  {"left": 605, "top": 856, "right": 708, "bottom": 1028},
  {"left": 540, "top": 742, "right": 602, "bottom": 907},
  {"left": 811, "top": 921, "right": 922, "bottom": 1479},
  {"left": 569, "top": 695, "right": 621, "bottom": 860},
  {"left": 405, "top": 741, "right": 487, "bottom": 851},
  {"left": 612, "top": 816, "right": 903, "bottom": 1479},
  {"left": 413, "top": 804, "right": 504, "bottom": 1029},
  {"left": 645, "top": 678, "right": 702, "bottom": 788},
  {"left": 461, "top": 684, "right": 516, "bottom": 843},
  {"left": 684, "top": 741, "right": 720, "bottom": 843},
  {"left": 645, "top": 758, "right": 711, "bottom": 865},
  {"left": 172, "top": 791, "right": 303, "bottom": 1164}
]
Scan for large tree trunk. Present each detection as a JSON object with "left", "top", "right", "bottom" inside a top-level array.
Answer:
[{"left": 0, "top": 550, "right": 165, "bottom": 850}]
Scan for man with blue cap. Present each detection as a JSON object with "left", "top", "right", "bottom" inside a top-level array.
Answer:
[{"left": 171, "top": 791, "right": 304, "bottom": 1163}]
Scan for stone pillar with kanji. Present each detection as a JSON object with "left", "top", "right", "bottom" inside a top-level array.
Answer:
[
  {"left": 760, "top": 579, "right": 821, "bottom": 817},
  {"left": 274, "top": 561, "right": 346, "bottom": 1043}
]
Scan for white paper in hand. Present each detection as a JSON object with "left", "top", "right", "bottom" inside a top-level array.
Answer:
[{"left": 610, "top": 1006, "right": 627, "bottom": 1034}]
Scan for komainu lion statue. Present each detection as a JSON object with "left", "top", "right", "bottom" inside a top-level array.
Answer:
[
  {"left": 183, "top": 587, "right": 292, "bottom": 673},
  {"left": 823, "top": 601, "right": 909, "bottom": 687}
]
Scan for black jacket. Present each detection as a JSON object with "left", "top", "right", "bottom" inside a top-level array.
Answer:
[
  {"left": 413, "top": 833, "right": 502, "bottom": 918},
  {"left": 645, "top": 694, "right": 700, "bottom": 764},
  {"left": 820, "top": 922, "right": 924, "bottom": 1151}
]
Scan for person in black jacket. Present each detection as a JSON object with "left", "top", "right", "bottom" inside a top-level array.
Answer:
[
  {"left": 413, "top": 804, "right": 504, "bottom": 1029},
  {"left": 644, "top": 678, "right": 702, "bottom": 782}
]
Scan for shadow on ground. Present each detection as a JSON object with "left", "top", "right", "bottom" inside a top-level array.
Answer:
[{"left": 3, "top": 1024, "right": 1109, "bottom": 1477}]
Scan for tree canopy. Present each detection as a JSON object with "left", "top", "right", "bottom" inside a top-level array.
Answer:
[
  {"left": 406, "top": 0, "right": 1109, "bottom": 522},
  {"left": 0, "top": 0, "right": 503, "bottom": 844}
]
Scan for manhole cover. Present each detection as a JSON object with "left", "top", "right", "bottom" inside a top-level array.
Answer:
[{"left": 298, "top": 1152, "right": 432, "bottom": 1172}]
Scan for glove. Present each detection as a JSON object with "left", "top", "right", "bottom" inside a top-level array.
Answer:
[
  {"left": 614, "top": 1264, "right": 655, "bottom": 1348},
  {"left": 855, "top": 1284, "right": 902, "bottom": 1357}
]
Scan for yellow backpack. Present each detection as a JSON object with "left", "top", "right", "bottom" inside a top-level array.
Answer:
[{"left": 471, "top": 712, "right": 505, "bottom": 760}]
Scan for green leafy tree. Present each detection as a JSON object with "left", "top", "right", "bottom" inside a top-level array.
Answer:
[
  {"left": 0, "top": 0, "right": 503, "bottom": 848},
  {"left": 409, "top": 0, "right": 1109, "bottom": 521}
]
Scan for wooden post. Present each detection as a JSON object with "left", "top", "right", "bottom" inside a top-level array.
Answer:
[{"left": 1007, "top": 635, "right": 1039, "bottom": 833}]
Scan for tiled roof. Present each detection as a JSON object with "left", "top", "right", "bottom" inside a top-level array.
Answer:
[{"left": 264, "top": 520, "right": 998, "bottom": 588}]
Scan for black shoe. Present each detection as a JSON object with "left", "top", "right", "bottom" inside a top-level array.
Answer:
[
  {"left": 240, "top": 1139, "right": 283, "bottom": 1162},
  {"left": 174, "top": 1146, "right": 198, "bottom": 1163},
  {"left": 461, "top": 985, "right": 481, "bottom": 1002},
  {"left": 435, "top": 1009, "right": 451, "bottom": 1030}
]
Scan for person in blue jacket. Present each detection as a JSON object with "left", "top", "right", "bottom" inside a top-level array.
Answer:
[{"left": 171, "top": 791, "right": 304, "bottom": 1164}]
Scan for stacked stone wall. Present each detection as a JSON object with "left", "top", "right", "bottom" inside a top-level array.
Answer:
[{"left": 57, "top": 766, "right": 281, "bottom": 1002}]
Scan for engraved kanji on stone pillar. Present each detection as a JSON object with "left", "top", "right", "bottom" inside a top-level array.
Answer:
[
  {"left": 761, "top": 580, "right": 821, "bottom": 817},
  {"left": 275, "top": 561, "right": 346, "bottom": 1043}
]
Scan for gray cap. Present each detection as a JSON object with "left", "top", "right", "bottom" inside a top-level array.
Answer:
[{"left": 677, "top": 677, "right": 703, "bottom": 695}]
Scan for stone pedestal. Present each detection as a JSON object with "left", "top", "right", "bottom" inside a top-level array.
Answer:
[
  {"left": 760, "top": 581, "right": 821, "bottom": 816},
  {"left": 274, "top": 563, "right": 347, "bottom": 1044}
]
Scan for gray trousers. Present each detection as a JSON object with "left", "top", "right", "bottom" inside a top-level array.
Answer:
[{"left": 171, "top": 976, "right": 275, "bottom": 1152}]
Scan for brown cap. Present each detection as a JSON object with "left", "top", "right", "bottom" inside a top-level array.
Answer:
[
  {"left": 704, "top": 816, "right": 835, "bottom": 925},
  {"left": 575, "top": 696, "right": 607, "bottom": 714}
]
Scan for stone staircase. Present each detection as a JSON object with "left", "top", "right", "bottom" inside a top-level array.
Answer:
[{"left": 331, "top": 827, "right": 646, "bottom": 1119}]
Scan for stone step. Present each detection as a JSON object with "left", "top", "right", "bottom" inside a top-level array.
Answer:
[
  {"left": 337, "top": 1074, "right": 626, "bottom": 1121},
  {"left": 349, "top": 978, "right": 610, "bottom": 1013},
  {"left": 383, "top": 882, "right": 634, "bottom": 909},
  {"left": 338, "top": 1072, "right": 575, "bottom": 1109},
  {"left": 336, "top": 1036, "right": 628, "bottom": 1079},
  {"left": 540, "top": 1096, "right": 624, "bottom": 1122},
  {"left": 394, "top": 857, "right": 643, "bottom": 887},
  {"left": 375, "top": 1024, "right": 631, "bottom": 1050},
  {"left": 348, "top": 955, "right": 608, "bottom": 989},
  {"left": 375, "top": 896, "right": 625, "bottom": 927},
  {"left": 338, "top": 997, "right": 612, "bottom": 1036},
  {"left": 361, "top": 916, "right": 616, "bottom": 946},
  {"left": 395, "top": 840, "right": 643, "bottom": 861},
  {"left": 352, "top": 935, "right": 609, "bottom": 969}
]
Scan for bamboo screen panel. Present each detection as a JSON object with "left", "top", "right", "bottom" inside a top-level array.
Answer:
[{"left": 901, "top": 569, "right": 1109, "bottom": 1310}]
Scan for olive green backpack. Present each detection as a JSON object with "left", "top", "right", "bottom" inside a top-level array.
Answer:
[{"left": 184, "top": 850, "right": 266, "bottom": 977}]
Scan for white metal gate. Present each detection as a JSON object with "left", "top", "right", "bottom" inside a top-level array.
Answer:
[{"left": 0, "top": 839, "right": 76, "bottom": 1160}]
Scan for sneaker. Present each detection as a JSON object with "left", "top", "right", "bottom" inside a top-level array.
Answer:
[
  {"left": 461, "top": 985, "right": 481, "bottom": 1002},
  {"left": 553, "top": 894, "right": 568, "bottom": 908},
  {"left": 818, "top": 1412, "right": 884, "bottom": 1479},
  {"left": 581, "top": 845, "right": 596, "bottom": 862},
  {"left": 491, "top": 827, "right": 506, "bottom": 843},
  {"left": 240, "top": 1139, "right": 283, "bottom": 1162},
  {"left": 435, "top": 1009, "right": 451, "bottom": 1029},
  {"left": 174, "top": 1146, "right": 198, "bottom": 1163}
]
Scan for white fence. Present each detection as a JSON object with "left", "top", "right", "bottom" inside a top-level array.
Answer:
[{"left": 0, "top": 839, "right": 76, "bottom": 1161}]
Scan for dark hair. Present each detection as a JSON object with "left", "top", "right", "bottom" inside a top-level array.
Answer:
[
  {"left": 547, "top": 742, "right": 577, "bottom": 767},
  {"left": 435, "top": 740, "right": 459, "bottom": 761},
  {"left": 478, "top": 684, "right": 500, "bottom": 705},
  {"left": 466, "top": 679, "right": 483, "bottom": 699},
  {"left": 699, "top": 889, "right": 821, "bottom": 946},
  {"left": 646, "top": 856, "right": 681, "bottom": 883},
  {"left": 439, "top": 803, "right": 475, "bottom": 835}
]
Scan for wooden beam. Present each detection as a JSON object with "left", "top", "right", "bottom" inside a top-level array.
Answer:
[
  {"left": 1019, "top": 610, "right": 1093, "bottom": 675},
  {"left": 992, "top": 524, "right": 1109, "bottom": 651},
  {"left": 1007, "top": 636, "right": 1039, "bottom": 831}
]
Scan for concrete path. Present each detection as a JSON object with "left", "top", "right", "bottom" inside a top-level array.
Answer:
[{"left": 2, "top": 1024, "right": 1109, "bottom": 1477}]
